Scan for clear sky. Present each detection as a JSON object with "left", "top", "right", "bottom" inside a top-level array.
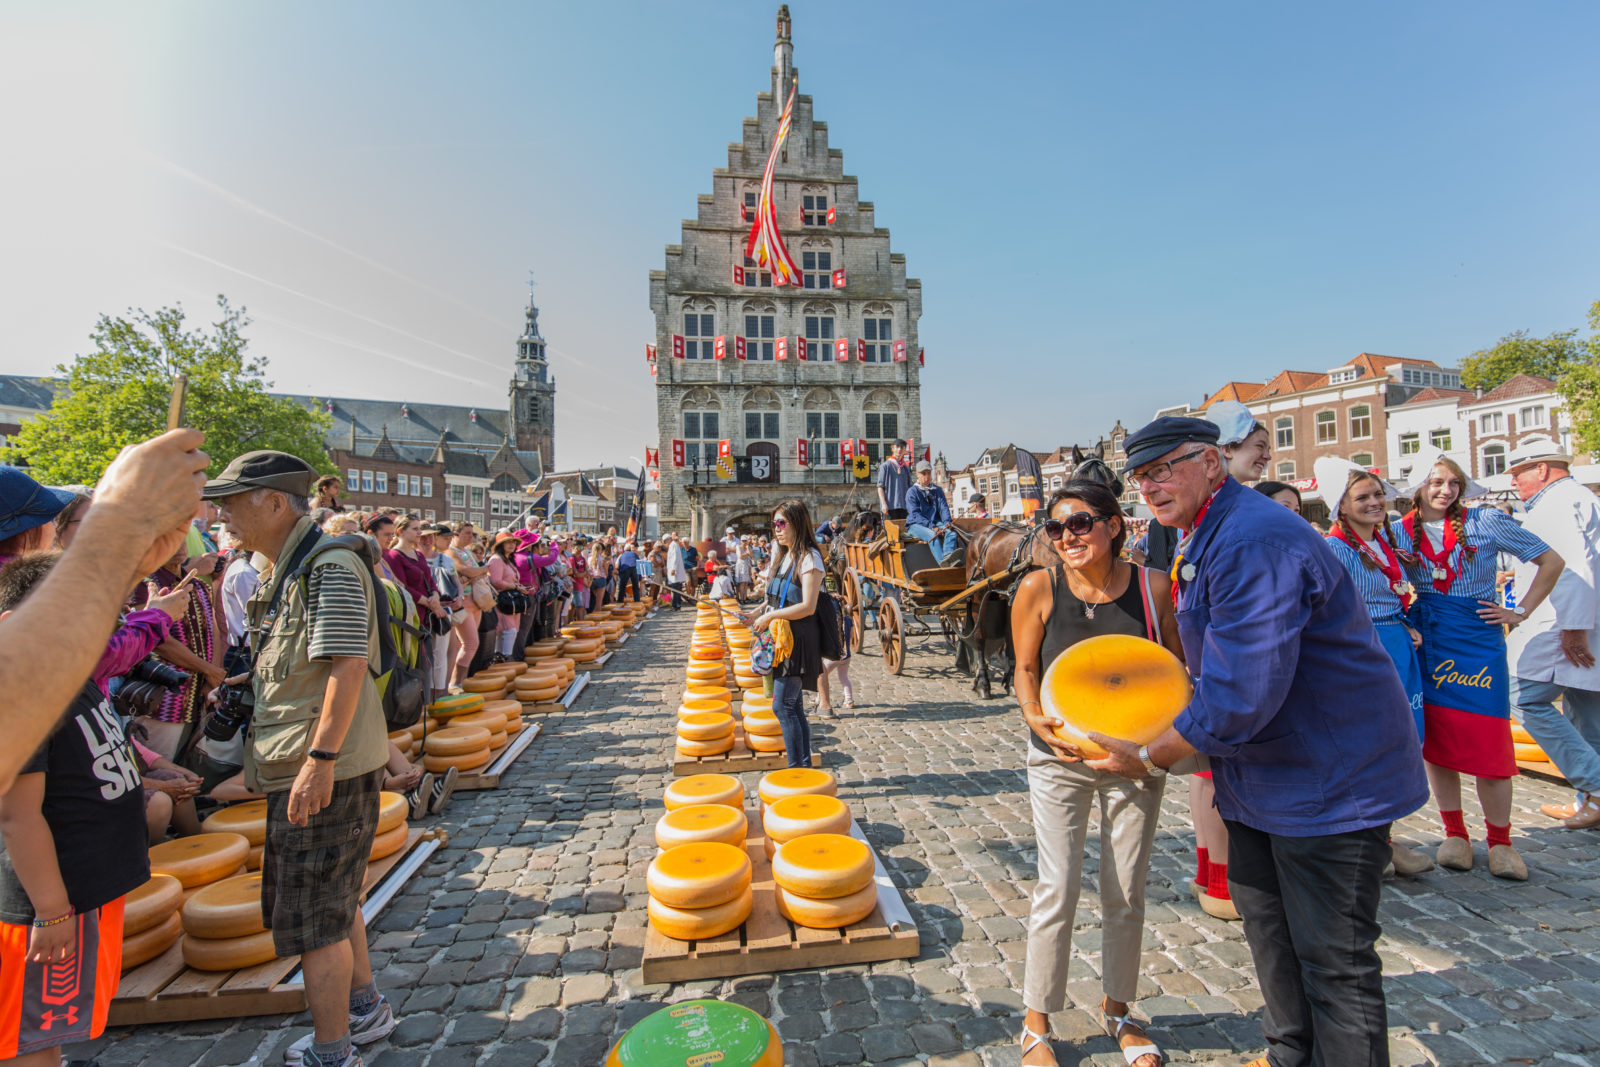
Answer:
[{"left": 4, "top": 1, "right": 1598, "bottom": 470}]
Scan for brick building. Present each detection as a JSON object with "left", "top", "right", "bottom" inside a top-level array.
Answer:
[
  {"left": 332, "top": 428, "right": 446, "bottom": 517},
  {"left": 1458, "top": 374, "right": 1570, "bottom": 480}
]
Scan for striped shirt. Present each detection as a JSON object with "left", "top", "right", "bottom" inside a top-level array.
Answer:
[
  {"left": 1392, "top": 507, "right": 1549, "bottom": 600},
  {"left": 307, "top": 562, "right": 371, "bottom": 660},
  {"left": 1324, "top": 536, "right": 1409, "bottom": 623}
]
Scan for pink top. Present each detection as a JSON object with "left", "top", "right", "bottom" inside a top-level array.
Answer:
[
  {"left": 512, "top": 531, "right": 560, "bottom": 586},
  {"left": 384, "top": 548, "right": 435, "bottom": 607},
  {"left": 93, "top": 608, "right": 175, "bottom": 694},
  {"left": 488, "top": 554, "right": 521, "bottom": 591}
]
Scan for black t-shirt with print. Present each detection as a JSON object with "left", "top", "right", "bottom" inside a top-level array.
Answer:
[{"left": 0, "top": 682, "right": 150, "bottom": 923}]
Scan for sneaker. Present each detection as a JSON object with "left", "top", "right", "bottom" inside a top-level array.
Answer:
[
  {"left": 408, "top": 774, "right": 435, "bottom": 820},
  {"left": 428, "top": 765, "right": 459, "bottom": 816},
  {"left": 285, "top": 997, "right": 397, "bottom": 1064},
  {"left": 286, "top": 1038, "right": 366, "bottom": 1066}
]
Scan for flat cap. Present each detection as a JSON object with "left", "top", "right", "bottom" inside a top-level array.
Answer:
[
  {"left": 1122, "top": 417, "right": 1221, "bottom": 471},
  {"left": 202, "top": 450, "right": 319, "bottom": 499}
]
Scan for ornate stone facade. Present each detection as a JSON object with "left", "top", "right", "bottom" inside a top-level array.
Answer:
[{"left": 509, "top": 286, "right": 557, "bottom": 469}]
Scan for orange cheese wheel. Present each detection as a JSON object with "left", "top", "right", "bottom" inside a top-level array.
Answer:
[
  {"left": 689, "top": 645, "right": 727, "bottom": 661},
  {"left": 773, "top": 834, "right": 873, "bottom": 899},
  {"left": 765, "top": 795, "right": 851, "bottom": 844},
  {"left": 1514, "top": 742, "right": 1548, "bottom": 762},
  {"left": 451, "top": 708, "right": 508, "bottom": 732},
  {"left": 734, "top": 677, "right": 764, "bottom": 692},
  {"left": 486, "top": 729, "right": 507, "bottom": 750},
  {"left": 757, "top": 768, "right": 837, "bottom": 808},
  {"left": 564, "top": 637, "right": 604, "bottom": 653},
  {"left": 677, "top": 735, "right": 735, "bottom": 758},
  {"left": 741, "top": 694, "right": 774, "bottom": 713},
  {"left": 505, "top": 717, "right": 525, "bottom": 735},
  {"left": 482, "top": 698, "right": 521, "bottom": 720},
  {"left": 430, "top": 694, "right": 484, "bottom": 718},
  {"left": 521, "top": 685, "right": 562, "bottom": 703},
  {"left": 369, "top": 822, "right": 409, "bottom": 861},
  {"left": 1044, "top": 633, "right": 1192, "bottom": 759},
  {"left": 664, "top": 774, "right": 743, "bottom": 811},
  {"left": 678, "top": 712, "right": 736, "bottom": 741},
  {"left": 406, "top": 721, "right": 428, "bottom": 742},
  {"left": 742, "top": 711, "right": 782, "bottom": 736},
  {"left": 179, "top": 865, "right": 245, "bottom": 907},
  {"left": 745, "top": 732, "right": 786, "bottom": 753},
  {"left": 680, "top": 700, "right": 733, "bottom": 722},
  {"left": 388, "top": 728, "right": 413, "bottom": 745},
  {"left": 425, "top": 725, "right": 493, "bottom": 757},
  {"left": 461, "top": 675, "right": 508, "bottom": 694},
  {"left": 182, "top": 928, "right": 278, "bottom": 972},
  {"left": 181, "top": 872, "right": 266, "bottom": 939},
  {"left": 776, "top": 881, "right": 878, "bottom": 929},
  {"left": 123, "top": 874, "right": 183, "bottom": 936},
  {"left": 500, "top": 661, "right": 529, "bottom": 677},
  {"left": 686, "top": 664, "right": 727, "bottom": 682},
  {"left": 1510, "top": 723, "right": 1535, "bottom": 745},
  {"left": 684, "top": 686, "right": 736, "bottom": 706},
  {"left": 516, "top": 668, "right": 562, "bottom": 686},
  {"left": 524, "top": 646, "right": 560, "bottom": 660},
  {"left": 377, "top": 791, "right": 408, "bottom": 835},
  {"left": 121, "top": 910, "right": 182, "bottom": 971},
  {"left": 246, "top": 844, "right": 263, "bottom": 871},
  {"left": 150, "top": 833, "right": 251, "bottom": 889},
  {"left": 654, "top": 804, "right": 749, "bottom": 851},
  {"left": 199, "top": 800, "right": 268, "bottom": 846},
  {"left": 647, "top": 842, "right": 752, "bottom": 908},
  {"left": 423, "top": 747, "right": 492, "bottom": 773},
  {"left": 647, "top": 884, "right": 752, "bottom": 942}
]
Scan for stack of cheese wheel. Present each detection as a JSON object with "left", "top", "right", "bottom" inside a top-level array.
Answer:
[
  {"left": 772, "top": 833, "right": 877, "bottom": 930},
  {"left": 370, "top": 790, "right": 411, "bottom": 860},
  {"left": 565, "top": 633, "right": 606, "bottom": 663},
  {"left": 664, "top": 773, "right": 743, "bottom": 812},
  {"left": 461, "top": 672, "right": 508, "bottom": 698},
  {"left": 732, "top": 654, "right": 762, "bottom": 692},
  {"left": 561, "top": 623, "right": 604, "bottom": 640},
  {"left": 180, "top": 871, "right": 277, "bottom": 971},
  {"left": 406, "top": 718, "right": 428, "bottom": 752},
  {"left": 1511, "top": 723, "right": 1549, "bottom": 762},
  {"left": 687, "top": 653, "right": 727, "bottom": 687},
  {"left": 655, "top": 804, "right": 748, "bottom": 853},
  {"left": 388, "top": 727, "right": 417, "bottom": 761},
  {"left": 742, "top": 704, "right": 785, "bottom": 754},
  {"left": 121, "top": 874, "right": 184, "bottom": 971},
  {"left": 685, "top": 684, "right": 736, "bottom": 710},
  {"left": 481, "top": 697, "right": 524, "bottom": 736},
  {"left": 604, "top": 999, "right": 783, "bottom": 1067},
  {"left": 150, "top": 832, "right": 251, "bottom": 906},
  {"left": 200, "top": 800, "right": 268, "bottom": 871},
  {"left": 514, "top": 662, "right": 565, "bottom": 706},
  {"left": 678, "top": 710, "right": 736, "bottom": 758},
  {"left": 451, "top": 707, "right": 508, "bottom": 750},
  {"left": 679, "top": 696, "right": 733, "bottom": 723},
  {"left": 763, "top": 794, "right": 850, "bottom": 859},
  {"left": 525, "top": 637, "right": 566, "bottom": 659},
  {"left": 646, "top": 842, "right": 753, "bottom": 941},
  {"left": 430, "top": 693, "right": 485, "bottom": 722},
  {"left": 758, "top": 769, "right": 837, "bottom": 818},
  {"left": 601, "top": 619, "right": 626, "bottom": 645},
  {"left": 423, "top": 723, "right": 494, "bottom": 774}
]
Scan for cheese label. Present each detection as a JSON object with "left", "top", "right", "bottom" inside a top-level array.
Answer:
[{"left": 613, "top": 1000, "right": 774, "bottom": 1066}]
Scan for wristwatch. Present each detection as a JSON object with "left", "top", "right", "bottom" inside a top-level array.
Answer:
[
  {"left": 1512, "top": 604, "right": 1528, "bottom": 616},
  {"left": 307, "top": 748, "right": 338, "bottom": 762},
  {"left": 1137, "top": 745, "right": 1167, "bottom": 778}
]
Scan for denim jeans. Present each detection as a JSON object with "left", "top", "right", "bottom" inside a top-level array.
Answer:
[
  {"left": 666, "top": 580, "right": 683, "bottom": 610},
  {"left": 618, "top": 566, "right": 641, "bottom": 602},
  {"left": 1513, "top": 676, "right": 1600, "bottom": 797},
  {"left": 771, "top": 674, "right": 812, "bottom": 768},
  {"left": 906, "top": 523, "right": 958, "bottom": 561}
]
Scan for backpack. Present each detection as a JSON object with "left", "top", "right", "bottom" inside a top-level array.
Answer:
[{"left": 815, "top": 589, "right": 847, "bottom": 662}]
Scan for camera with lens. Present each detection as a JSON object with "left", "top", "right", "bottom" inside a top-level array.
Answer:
[
  {"left": 203, "top": 683, "right": 256, "bottom": 743},
  {"left": 111, "top": 656, "right": 192, "bottom": 719}
]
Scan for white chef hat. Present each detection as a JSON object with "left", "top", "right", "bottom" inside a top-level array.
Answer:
[
  {"left": 1203, "top": 401, "right": 1260, "bottom": 447},
  {"left": 1313, "top": 456, "right": 1400, "bottom": 523},
  {"left": 1401, "top": 447, "right": 1485, "bottom": 501}
]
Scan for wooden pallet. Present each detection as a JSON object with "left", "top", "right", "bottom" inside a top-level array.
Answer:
[
  {"left": 110, "top": 826, "right": 446, "bottom": 1025},
  {"left": 1517, "top": 758, "right": 1568, "bottom": 785},
  {"left": 452, "top": 721, "right": 544, "bottom": 790},
  {"left": 671, "top": 728, "right": 820, "bottom": 775},
  {"left": 523, "top": 672, "right": 590, "bottom": 715},
  {"left": 641, "top": 811, "right": 918, "bottom": 983}
]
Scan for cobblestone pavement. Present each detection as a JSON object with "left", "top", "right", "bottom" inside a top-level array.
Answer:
[{"left": 86, "top": 612, "right": 1600, "bottom": 1066}]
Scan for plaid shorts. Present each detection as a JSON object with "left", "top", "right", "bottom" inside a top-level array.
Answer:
[{"left": 261, "top": 769, "right": 382, "bottom": 957}]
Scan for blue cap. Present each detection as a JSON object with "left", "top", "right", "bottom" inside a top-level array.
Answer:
[
  {"left": 1122, "top": 417, "right": 1221, "bottom": 471},
  {"left": 0, "top": 467, "right": 76, "bottom": 544}
]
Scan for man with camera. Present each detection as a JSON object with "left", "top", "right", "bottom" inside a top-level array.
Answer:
[{"left": 205, "top": 451, "right": 394, "bottom": 1067}]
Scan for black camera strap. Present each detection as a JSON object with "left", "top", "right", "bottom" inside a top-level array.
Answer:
[{"left": 248, "top": 525, "right": 325, "bottom": 657}]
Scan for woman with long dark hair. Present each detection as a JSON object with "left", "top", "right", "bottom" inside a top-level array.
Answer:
[
  {"left": 752, "top": 499, "right": 824, "bottom": 768},
  {"left": 488, "top": 531, "right": 525, "bottom": 662}
]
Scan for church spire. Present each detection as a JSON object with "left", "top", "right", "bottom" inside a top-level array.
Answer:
[{"left": 773, "top": 5, "right": 793, "bottom": 100}]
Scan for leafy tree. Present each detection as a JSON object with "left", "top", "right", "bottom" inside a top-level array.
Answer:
[
  {"left": 4, "top": 297, "right": 333, "bottom": 484},
  {"left": 1559, "top": 299, "right": 1600, "bottom": 459},
  {"left": 1458, "top": 326, "right": 1585, "bottom": 392}
]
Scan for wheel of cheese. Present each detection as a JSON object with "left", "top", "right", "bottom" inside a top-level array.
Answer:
[
  {"left": 377, "top": 791, "right": 408, "bottom": 835},
  {"left": 181, "top": 928, "right": 278, "bottom": 972},
  {"left": 757, "top": 768, "right": 837, "bottom": 808},
  {"left": 726, "top": 634, "right": 754, "bottom": 650},
  {"left": 742, "top": 711, "right": 783, "bottom": 736},
  {"left": 1044, "top": 633, "right": 1192, "bottom": 759},
  {"left": 521, "top": 685, "right": 562, "bottom": 703},
  {"left": 123, "top": 874, "right": 183, "bottom": 935},
  {"left": 565, "top": 638, "right": 604, "bottom": 655},
  {"left": 741, "top": 694, "right": 773, "bottom": 713},
  {"left": 482, "top": 698, "right": 521, "bottom": 722},
  {"left": 516, "top": 668, "right": 562, "bottom": 687},
  {"left": 734, "top": 676, "right": 764, "bottom": 692},
  {"left": 765, "top": 795, "right": 850, "bottom": 844},
  {"left": 181, "top": 872, "right": 266, "bottom": 939},
  {"left": 773, "top": 834, "right": 873, "bottom": 899},
  {"left": 425, "top": 725, "right": 493, "bottom": 757},
  {"left": 179, "top": 865, "right": 246, "bottom": 907},
  {"left": 462, "top": 675, "right": 508, "bottom": 694},
  {"left": 546, "top": 655, "right": 576, "bottom": 673},
  {"left": 121, "top": 910, "right": 183, "bottom": 971},
  {"left": 1514, "top": 741, "right": 1549, "bottom": 762},
  {"left": 525, "top": 646, "right": 560, "bottom": 660},
  {"left": 423, "top": 747, "right": 492, "bottom": 773},
  {"left": 369, "top": 822, "right": 409, "bottom": 861},
  {"left": 1510, "top": 723, "right": 1535, "bottom": 745},
  {"left": 689, "top": 645, "right": 727, "bottom": 661},
  {"left": 687, "top": 666, "right": 727, "bottom": 685},
  {"left": 647, "top": 884, "right": 753, "bottom": 942},
  {"left": 684, "top": 686, "right": 735, "bottom": 706},
  {"left": 776, "top": 880, "right": 878, "bottom": 929},
  {"left": 406, "top": 720, "right": 428, "bottom": 742},
  {"left": 150, "top": 833, "right": 252, "bottom": 889},
  {"left": 430, "top": 693, "right": 484, "bottom": 718},
  {"left": 655, "top": 804, "right": 749, "bottom": 851},
  {"left": 664, "top": 773, "right": 743, "bottom": 811},
  {"left": 603, "top": 999, "right": 782, "bottom": 1067},
  {"left": 246, "top": 844, "right": 263, "bottom": 871},
  {"left": 505, "top": 717, "right": 525, "bottom": 735},
  {"left": 745, "top": 732, "right": 786, "bottom": 753},
  {"left": 678, "top": 712, "right": 736, "bottom": 741},
  {"left": 199, "top": 800, "right": 268, "bottom": 846},
  {"left": 680, "top": 700, "right": 732, "bottom": 723},
  {"left": 452, "top": 708, "right": 508, "bottom": 733},
  {"left": 677, "top": 735, "right": 735, "bottom": 757},
  {"left": 501, "top": 661, "right": 529, "bottom": 677},
  {"left": 647, "top": 841, "right": 753, "bottom": 908}
]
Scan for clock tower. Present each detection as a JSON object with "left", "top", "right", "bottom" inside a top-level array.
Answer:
[{"left": 509, "top": 283, "right": 556, "bottom": 469}]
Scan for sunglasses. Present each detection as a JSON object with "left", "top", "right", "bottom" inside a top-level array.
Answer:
[
  {"left": 1043, "top": 513, "right": 1113, "bottom": 541},
  {"left": 771, "top": 519, "right": 789, "bottom": 529}
]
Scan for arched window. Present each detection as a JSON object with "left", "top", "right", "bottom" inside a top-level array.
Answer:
[
  {"left": 800, "top": 236, "right": 834, "bottom": 289},
  {"left": 802, "top": 387, "right": 842, "bottom": 465},
  {"left": 862, "top": 302, "right": 894, "bottom": 362},
  {"left": 862, "top": 388, "right": 900, "bottom": 464},
  {"left": 680, "top": 387, "right": 721, "bottom": 467},
  {"left": 1275, "top": 416, "right": 1294, "bottom": 450},
  {"left": 801, "top": 299, "right": 834, "bottom": 349},
  {"left": 741, "top": 301, "right": 776, "bottom": 361},
  {"left": 1481, "top": 443, "right": 1507, "bottom": 476},
  {"left": 743, "top": 388, "right": 781, "bottom": 445},
  {"left": 681, "top": 298, "right": 715, "bottom": 360}
]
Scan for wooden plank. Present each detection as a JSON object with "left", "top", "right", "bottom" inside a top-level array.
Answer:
[
  {"left": 155, "top": 966, "right": 232, "bottom": 999},
  {"left": 109, "top": 986, "right": 306, "bottom": 1026},
  {"left": 672, "top": 733, "right": 818, "bottom": 776},
  {"left": 218, "top": 955, "right": 301, "bottom": 995},
  {"left": 113, "top": 940, "right": 186, "bottom": 1000},
  {"left": 1517, "top": 759, "right": 1567, "bottom": 785}
]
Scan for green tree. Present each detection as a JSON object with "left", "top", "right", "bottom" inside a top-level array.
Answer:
[
  {"left": 1458, "top": 326, "right": 1585, "bottom": 392},
  {"left": 4, "top": 297, "right": 333, "bottom": 484},
  {"left": 1559, "top": 299, "right": 1600, "bottom": 459}
]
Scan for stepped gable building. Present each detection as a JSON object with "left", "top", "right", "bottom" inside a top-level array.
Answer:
[{"left": 649, "top": 5, "right": 924, "bottom": 538}]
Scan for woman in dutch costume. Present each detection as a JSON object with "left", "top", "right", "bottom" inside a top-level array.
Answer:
[
  {"left": 1313, "top": 457, "right": 1434, "bottom": 876},
  {"left": 1396, "top": 450, "right": 1563, "bottom": 880}
]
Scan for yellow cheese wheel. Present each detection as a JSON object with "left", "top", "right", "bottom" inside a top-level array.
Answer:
[
  {"left": 424, "top": 725, "right": 493, "bottom": 757},
  {"left": 406, "top": 720, "right": 428, "bottom": 742},
  {"left": 684, "top": 686, "right": 736, "bottom": 707},
  {"left": 745, "top": 732, "right": 786, "bottom": 753},
  {"left": 742, "top": 712, "right": 782, "bottom": 736},
  {"left": 369, "top": 822, "right": 409, "bottom": 861},
  {"left": 776, "top": 881, "right": 878, "bottom": 929},
  {"left": 505, "top": 717, "right": 525, "bottom": 735},
  {"left": 482, "top": 699, "right": 521, "bottom": 722},
  {"left": 687, "top": 664, "right": 727, "bottom": 682},
  {"left": 451, "top": 708, "right": 509, "bottom": 733},
  {"left": 1514, "top": 741, "right": 1549, "bottom": 762},
  {"left": 179, "top": 865, "right": 246, "bottom": 907},
  {"left": 462, "top": 675, "right": 508, "bottom": 694},
  {"left": 772, "top": 834, "right": 873, "bottom": 899},
  {"left": 734, "top": 676, "right": 764, "bottom": 692},
  {"left": 757, "top": 768, "right": 837, "bottom": 808},
  {"left": 664, "top": 774, "right": 743, "bottom": 811},
  {"left": 121, "top": 911, "right": 182, "bottom": 971},
  {"left": 182, "top": 928, "right": 278, "bottom": 972},
  {"left": 564, "top": 637, "right": 604, "bottom": 654},
  {"left": 524, "top": 646, "right": 560, "bottom": 660},
  {"left": 388, "top": 728, "right": 414, "bottom": 746},
  {"left": 521, "top": 685, "right": 562, "bottom": 703},
  {"left": 123, "top": 874, "right": 183, "bottom": 936},
  {"left": 423, "top": 747, "right": 492, "bottom": 773},
  {"left": 679, "top": 701, "right": 733, "bottom": 723},
  {"left": 199, "top": 800, "right": 268, "bottom": 846},
  {"left": 181, "top": 872, "right": 266, "bottom": 939},
  {"left": 500, "top": 661, "right": 529, "bottom": 677},
  {"left": 515, "top": 669, "right": 563, "bottom": 688},
  {"left": 1045, "top": 633, "right": 1192, "bottom": 758},
  {"left": 246, "top": 844, "right": 263, "bottom": 871},
  {"left": 561, "top": 625, "right": 603, "bottom": 639},
  {"left": 150, "top": 833, "right": 252, "bottom": 889},
  {"left": 654, "top": 804, "right": 749, "bottom": 851},
  {"left": 741, "top": 694, "right": 774, "bottom": 713},
  {"left": 678, "top": 712, "right": 736, "bottom": 741},
  {"left": 689, "top": 645, "right": 727, "bottom": 661},
  {"left": 677, "top": 735, "right": 735, "bottom": 757},
  {"left": 1510, "top": 723, "right": 1535, "bottom": 745},
  {"left": 545, "top": 656, "right": 576, "bottom": 673},
  {"left": 486, "top": 729, "right": 508, "bottom": 750},
  {"left": 647, "top": 842, "right": 751, "bottom": 908},
  {"left": 765, "top": 795, "right": 851, "bottom": 844},
  {"left": 647, "top": 884, "right": 753, "bottom": 942},
  {"left": 377, "top": 791, "right": 408, "bottom": 835},
  {"left": 430, "top": 694, "right": 485, "bottom": 717}
]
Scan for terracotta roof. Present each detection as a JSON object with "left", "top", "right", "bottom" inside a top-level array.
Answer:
[
  {"left": 1255, "top": 370, "right": 1328, "bottom": 398},
  {"left": 1399, "top": 387, "right": 1473, "bottom": 407},
  {"left": 1344, "top": 352, "right": 1438, "bottom": 377},
  {"left": 1458, "top": 373, "right": 1559, "bottom": 408},
  {"left": 1199, "top": 382, "right": 1265, "bottom": 410}
]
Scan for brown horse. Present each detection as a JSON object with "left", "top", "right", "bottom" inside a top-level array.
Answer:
[{"left": 953, "top": 520, "right": 1057, "bottom": 698}]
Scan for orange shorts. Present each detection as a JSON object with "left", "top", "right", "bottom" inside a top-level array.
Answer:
[{"left": 0, "top": 898, "right": 124, "bottom": 1057}]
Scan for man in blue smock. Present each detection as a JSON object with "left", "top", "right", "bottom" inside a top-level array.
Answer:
[
  {"left": 877, "top": 439, "right": 911, "bottom": 520},
  {"left": 904, "top": 460, "right": 959, "bottom": 563},
  {"left": 1088, "top": 416, "right": 1427, "bottom": 1067}
]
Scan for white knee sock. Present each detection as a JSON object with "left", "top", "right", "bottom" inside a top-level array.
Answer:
[{"left": 498, "top": 629, "right": 516, "bottom": 655}]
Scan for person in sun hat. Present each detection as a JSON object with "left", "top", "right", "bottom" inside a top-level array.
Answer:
[
  {"left": 1500, "top": 436, "right": 1600, "bottom": 829},
  {"left": 0, "top": 467, "right": 77, "bottom": 564}
]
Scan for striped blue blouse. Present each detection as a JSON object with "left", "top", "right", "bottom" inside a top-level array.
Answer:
[
  {"left": 1391, "top": 507, "right": 1549, "bottom": 601},
  {"left": 1324, "top": 536, "right": 1410, "bottom": 623}
]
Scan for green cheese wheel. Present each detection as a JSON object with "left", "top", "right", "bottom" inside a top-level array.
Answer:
[{"left": 605, "top": 999, "right": 782, "bottom": 1067}]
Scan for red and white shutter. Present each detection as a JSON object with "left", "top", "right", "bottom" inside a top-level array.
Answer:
[
  {"left": 775, "top": 336, "right": 788, "bottom": 361},
  {"left": 645, "top": 343, "right": 657, "bottom": 362},
  {"left": 919, "top": 347, "right": 926, "bottom": 367},
  {"left": 893, "top": 339, "right": 906, "bottom": 363},
  {"left": 796, "top": 336, "right": 808, "bottom": 362},
  {"left": 841, "top": 438, "right": 854, "bottom": 463},
  {"left": 672, "top": 335, "right": 685, "bottom": 359},
  {"left": 826, "top": 205, "right": 836, "bottom": 225},
  {"left": 671, "top": 440, "right": 685, "bottom": 467},
  {"left": 834, "top": 338, "right": 849, "bottom": 362},
  {"left": 857, "top": 338, "right": 867, "bottom": 362},
  {"left": 832, "top": 268, "right": 846, "bottom": 288},
  {"left": 714, "top": 335, "right": 726, "bottom": 360},
  {"left": 797, "top": 438, "right": 809, "bottom": 466},
  {"left": 718, "top": 439, "right": 732, "bottom": 458},
  {"left": 735, "top": 336, "right": 748, "bottom": 360},
  {"left": 732, "top": 264, "right": 745, "bottom": 286}
]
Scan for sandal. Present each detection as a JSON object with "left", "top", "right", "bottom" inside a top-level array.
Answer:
[
  {"left": 1019, "top": 1023, "right": 1055, "bottom": 1065},
  {"left": 1103, "top": 1006, "right": 1163, "bottom": 1066}
]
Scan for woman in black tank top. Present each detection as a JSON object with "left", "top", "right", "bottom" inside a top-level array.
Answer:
[{"left": 1010, "top": 482, "right": 1183, "bottom": 1067}]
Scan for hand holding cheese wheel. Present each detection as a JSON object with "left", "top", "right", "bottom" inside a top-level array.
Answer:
[
  {"left": 121, "top": 911, "right": 183, "bottom": 971},
  {"left": 776, "top": 880, "right": 878, "bottom": 929},
  {"left": 757, "top": 769, "right": 836, "bottom": 808},
  {"left": 603, "top": 999, "right": 782, "bottom": 1067},
  {"left": 377, "top": 791, "right": 409, "bottom": 835},
  {"left": 425, "top": 725, "right": 493, "bottom": 757},
  {"left": 1042, "top": 633, "right": 1192, "bottom": 759},
  {"left": 199, "top": 800, "right": 268, "bottom": 846},
  {"left": 655, "top": 804, "right": 749, "bottom": 851},
  {"left": 764, "top": 795, "right": 851, "bottom": 844},
  {"left": 647, "top": 884, "right": 753, "bottom": 942},
  {"left": 664, "top": 773, "right": 743, "bottom": 811},
  {"left": 123, "top": 874, "right": 183, "bottom": 935},
  {"left": 181, "top": 928, "right": 278, "bottom": 971},
  {"left": 678, "top": 712, "right": 735, "bottom": 741},
  {"left": 181, "top": 872, "right": 266, "bottom": 939},
  {"left": 647, "top": 842, "right": 752, "bottom": 908},
  {"left": 772, "top": 834, "right": 873, "bottom": 899},
  {"left": 423, "top": 747, "right": 493, "bottom": 773},
  {"left": 676, "top": 735, "right": 735, "bottom": 757},
  {"left": 150, "top": 833, "right": 251, "bottom": 889}
]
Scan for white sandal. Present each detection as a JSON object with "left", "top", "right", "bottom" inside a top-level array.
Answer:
[
  {"left": 1103, "top": 1008, "right": 1163, "bottom": 1066},
  {"left": 1019, "top": 1023, "right": 1053, "bottom": 1063}
]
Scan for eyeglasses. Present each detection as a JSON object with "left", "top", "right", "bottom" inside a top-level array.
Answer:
[
  {"left": 771, "top": 519, "right": 789, "bottom": 529},
  {"left": 1127, "top": 449, "right": 1207, "bottom": 488},
  {"left": 1043, "top": 513, "right": 1112, "bottom": 540}
]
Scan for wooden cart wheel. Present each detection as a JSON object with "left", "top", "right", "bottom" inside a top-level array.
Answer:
[
  {"left": 879, "top": 596, "right": 905, "bottom": 674},
  {"left": 844, "top": 573, "right": 866, "bottom": 655}
]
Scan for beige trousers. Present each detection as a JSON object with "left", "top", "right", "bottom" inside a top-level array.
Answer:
[{"left": 1023, "top": 742, "right": 1165, "bottom": 1012}]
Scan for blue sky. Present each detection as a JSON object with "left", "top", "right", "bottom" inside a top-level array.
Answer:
[{"left": 4, "top": 1, "right": 1597, "bottom": 469}]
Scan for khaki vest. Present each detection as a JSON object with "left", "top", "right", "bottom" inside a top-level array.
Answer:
[{"left": 244, "top": 517, "right": 389, "bottom": 793}]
